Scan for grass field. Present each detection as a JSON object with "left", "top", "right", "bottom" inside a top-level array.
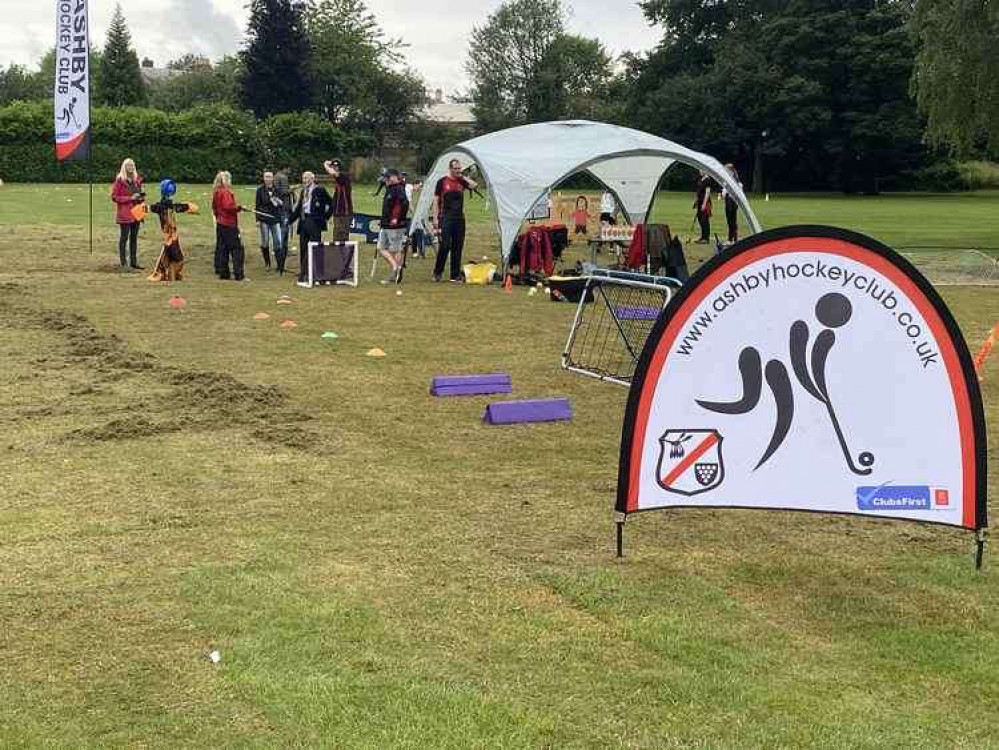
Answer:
[{"left": 0, "top": 183, "right": 996, "bottom": 749}]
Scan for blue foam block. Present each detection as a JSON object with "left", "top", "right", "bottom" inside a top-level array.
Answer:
[
  {"left": 431, "top": 373, "right": 513, "bottom": 397},
  {"left": 483, "top": 398, "right": 573, "bottom": 425}
]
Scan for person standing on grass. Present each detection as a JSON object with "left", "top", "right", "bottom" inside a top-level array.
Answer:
[
  {"left": 693, "top": 171, "right": 713, "bottom": 244},
  {"left": 255, "top": 171, "right": 283, "bottom": 270},
  {"left": 274, "top": 167, "right": 294, "bottom": 261},
  {"left": 721, "top": 163, "right": 742, "bottom": 244},
  {"left": 212, "top": 171, "right": 246, "bottom": 281},
  {"left": 432, "top": 158, "right": 477, "bottom": 282},
  {"left": 289, "top": 171, "right": 334, "bottom": 283},
  {"left": 110, "top": 158, "right": 145, "bottom": 269},
  {"left": 377, "top": 169, "right": 410, "bottom": 284},
  {"left": 322, "top": 159, "right": 353, "bottom": 242}
]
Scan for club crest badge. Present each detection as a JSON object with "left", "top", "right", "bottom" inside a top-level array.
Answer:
[{"left": 656, "top": 429, "right": 724, "bottom": 496}]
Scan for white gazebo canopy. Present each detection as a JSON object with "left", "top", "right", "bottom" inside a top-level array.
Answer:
[{"left": 410, "top": 120, "right": 762, "bottom": 261}]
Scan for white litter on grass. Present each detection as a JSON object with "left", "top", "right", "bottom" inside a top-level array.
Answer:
[{"left": 208, "top": 650, "right": 221, "bottom": 664}]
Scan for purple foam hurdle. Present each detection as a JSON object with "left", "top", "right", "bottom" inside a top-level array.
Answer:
[
  {"left": 431, "top": 373, "right": 513, "bottom": 397},
  {"left": 483, "top": 398, "right": 573, "bottom": 425},
  {"left": 615, "top": 305, "right": 661, "bottom": 321}
]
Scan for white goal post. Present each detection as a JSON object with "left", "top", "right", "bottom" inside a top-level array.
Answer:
[{"left": 303, "top": 241, "right": 359, "bottom": 288}]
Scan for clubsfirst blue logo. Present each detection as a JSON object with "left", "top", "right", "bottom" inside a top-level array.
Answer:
[{"left": 856, "top": 485, "right": 931, "bottom": 511}]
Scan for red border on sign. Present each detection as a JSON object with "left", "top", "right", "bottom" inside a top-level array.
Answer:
[
  {"left": 621, "top": 233, "right": 982, "bottom": 530},
  {"left": 56, "top": 130, "right": 88, "bottom": 162}
]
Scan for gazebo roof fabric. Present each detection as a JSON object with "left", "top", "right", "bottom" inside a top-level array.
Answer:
[{"left": 410, "top": 120, "right": 762, "bottom": 261}]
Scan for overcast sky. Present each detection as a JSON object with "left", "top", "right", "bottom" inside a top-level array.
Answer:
[{"left": 5, "top": 0, "right": 661, "bottom": 94}]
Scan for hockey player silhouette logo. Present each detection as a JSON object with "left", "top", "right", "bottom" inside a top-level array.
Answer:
[
  {"left": 697, "top": 292, "right": 875, "bottom": 475},
  {"left": 59, "top": 97, "right": 81, "bottom": 130},
  {"left": 657, "top": 429, "right": 725, "bottom": 496}
]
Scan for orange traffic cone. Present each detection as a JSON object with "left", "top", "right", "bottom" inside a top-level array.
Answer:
[{"left": 503, "top": 274, "right": 513, "bottom": 293}]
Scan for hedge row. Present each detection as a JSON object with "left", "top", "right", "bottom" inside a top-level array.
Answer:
[{"left": 0, "top": 101, "right": 374, "bottom": 184}]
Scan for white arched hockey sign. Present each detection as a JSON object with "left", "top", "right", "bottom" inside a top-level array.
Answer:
[{"left": 617, "top": 226, "right": 987, "bottom": 565}]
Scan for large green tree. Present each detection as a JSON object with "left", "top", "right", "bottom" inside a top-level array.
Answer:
[
  {"left": 528, "top": 35, "right": 618, "bottom": 123},
  {"left": 239, "top": 0, "right": 312, "bottom": 118},
  {"left": 0, "top": 65, "right": 43, "bottom": 106},
  {"left": 305, "top": 0, "right": 425, "bottom": 143},
  {"left": 149, "top": 56, "right": 241, "bottom": 112},
  {"left": 466, "top": 0, "right": 564, "bottom": 131},
  {"left": 627, "top": 0, "right": 931, "bottom": 193},
  {"left": 911, "top": 0, "right": 999, "bottom": 157},
  {"left": 98, "top": 4, "right": 146, "bottom": 107},
  {"left": 467, "top": 0, "right": 618, "bottom": 130}
]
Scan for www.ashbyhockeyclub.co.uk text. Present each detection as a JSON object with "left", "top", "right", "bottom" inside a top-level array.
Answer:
[{"left": 675, "top": 260, "right": 940, "bottom": 367}]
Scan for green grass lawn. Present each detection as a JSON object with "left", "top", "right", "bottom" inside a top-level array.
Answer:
[{"left": 0, "top": 183, "right": 996, "bottom": 749}]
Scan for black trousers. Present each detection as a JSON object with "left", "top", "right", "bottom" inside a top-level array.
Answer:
[
  {"left": 218, "top": 225, "right": 244, "bottom": 280},
  {"left": 725, "top": 202, "right": 738, "bottom": 242},
  {"left": 434, "top": 216, "right": 466, "bottom": 280},
  {"left": 298, "top": 217, "right": 323, "bottom": 281},
  {"left": 213, "top": 226, "right": 224, "bottom": 276},
  {"left": 118, "top": 222, "right": 139, "bottom": 266},
  {"left": 696, "top": 209, "right": 711, "bottom": 241}
]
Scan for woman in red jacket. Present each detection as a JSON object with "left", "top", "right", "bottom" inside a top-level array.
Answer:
[
  {"left": 212, "top": 170, "right": 246, "bottom": 281},
  {"left": 110, "top": 158, "right": 145, "bottom": 268}
]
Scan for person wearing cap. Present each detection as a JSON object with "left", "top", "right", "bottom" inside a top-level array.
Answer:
[
  {"left": 212, "top": 170, "right": 247, "bottom": 281},
  {"left": 377, "top": 169, "right": 410, "bottom": 284},
  {"left": 322, "top": 159, "right": 353, "bottom": 242}
]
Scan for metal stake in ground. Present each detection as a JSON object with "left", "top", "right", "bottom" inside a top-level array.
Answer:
[{"left": 615, "top": 512, "right": 626, "bottom": 558}]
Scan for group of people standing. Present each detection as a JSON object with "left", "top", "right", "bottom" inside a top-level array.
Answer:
[
  {"left": 107, "top": 155, "right": 482, "bottom": 285},
  {"left": 111, "top": 158, "right": 358, "bottom": 283},
  {"left": 213, "top": 160, "right": 354, "bottom": 283}
]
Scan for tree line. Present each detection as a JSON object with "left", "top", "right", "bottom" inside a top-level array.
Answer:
[{"left": 0, "top": 0, "right": 995, "bottom": 191}]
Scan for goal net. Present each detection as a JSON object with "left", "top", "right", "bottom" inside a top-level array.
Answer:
[
  {"left": 561, "top": 271, "right": 677, "bottom": 386},
  {"left": 899, "top": 248, "right": 999, "bottom": 286},
  {"left": 303, "top": 241, "right": 358, "bottom": 288}
]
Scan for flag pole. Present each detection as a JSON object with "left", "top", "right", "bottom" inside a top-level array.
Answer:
[
  {"left": 88, "top": 153, "right": 93, "bottom": 256},
  {"left": 87, "top": 0, "right": 93, "bottom": 257}
]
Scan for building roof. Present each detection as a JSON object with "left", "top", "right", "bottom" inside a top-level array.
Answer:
[
  {"left": 422, "top": 102, "right": 475, "bottom": 125},
  {"left": 139, "top": 67, "right": 179, "bottom": 84}
]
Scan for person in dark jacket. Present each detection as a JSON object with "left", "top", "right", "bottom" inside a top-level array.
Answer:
[
  {"left": 377, "top": 169, "right": 410, "bottom": 284},
  {"left": 721, "top": 163, "right": 742, "bottom": 244},
  {"left": 273, "top": 167, "right": 293, "bottom": 261},
  {"left": 211, "top": 170, "right": 246, "bottom": 281},
  {"left": 289, "top": 170, "right": 334, "bottom": 283},
  {"left": 110, "top": 158, "right": 145, "bottom": 268},
  {"left": 322, "top": 159, "right": 353, "bottom": 242},
  {"left": 693, "top": 171, "right": 713, "bottom": 244},
  {"left": 255, "top": 171, "right": 284, "bottom": 270}
]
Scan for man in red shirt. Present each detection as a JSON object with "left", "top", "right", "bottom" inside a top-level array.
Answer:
[{"left": 432, "top": 158, "right": 477, "bottom": 282}]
